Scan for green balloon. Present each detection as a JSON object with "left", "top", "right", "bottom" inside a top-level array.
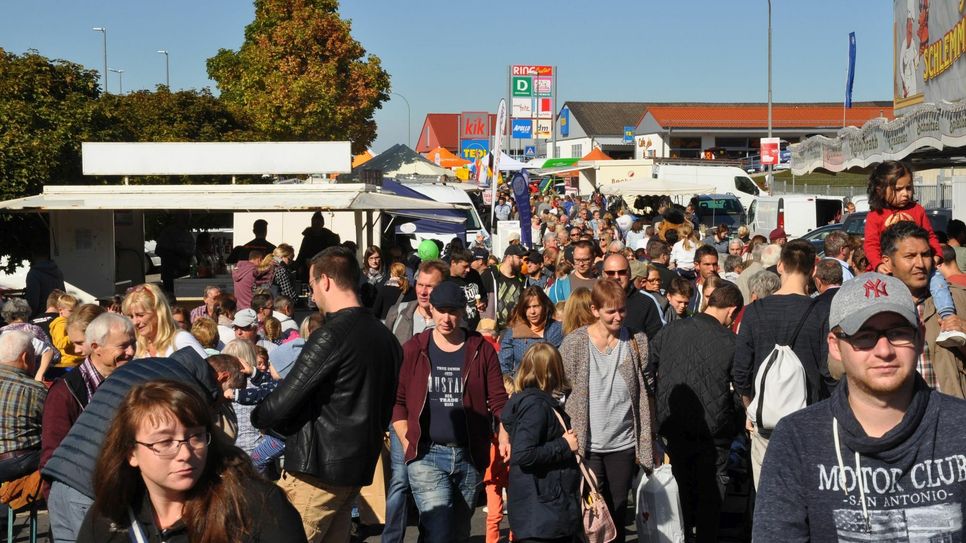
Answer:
[{"left": 417, "top": 239, "right": 440, "bottom": 260}]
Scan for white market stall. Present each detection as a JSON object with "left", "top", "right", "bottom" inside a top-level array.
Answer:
[
  {"left": 0, "top": 141, "right": 462, "bottom": 300},
  {"left": 599, "top": 178, "right": 716, "bottom": 208}
]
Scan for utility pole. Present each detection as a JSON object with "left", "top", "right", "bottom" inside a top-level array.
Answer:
[{"left": 92, "top": 27, "right": 108, "bottom": 94}]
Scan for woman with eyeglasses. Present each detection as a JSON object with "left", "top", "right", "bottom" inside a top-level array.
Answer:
[
  {"left": 77, "top": 380, "right": 306, "bottom": 543},
  {"left": 498, "top": 286, "right": 564, "bottom": 375},
  {"left": 123, "top": 284, "right": 206, "bottom": 360}
]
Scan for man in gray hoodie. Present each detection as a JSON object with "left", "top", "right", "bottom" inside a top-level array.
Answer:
[{"left": 755, "top": 272, "right": 966, "bottom": 541}]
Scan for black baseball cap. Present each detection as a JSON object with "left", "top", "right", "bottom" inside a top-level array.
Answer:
[
  {"left": 429, "top": 281, "right": 467, "bottom": 310},
  {"left": 504, "top": 244, "right": 527, "bottom": 257}
]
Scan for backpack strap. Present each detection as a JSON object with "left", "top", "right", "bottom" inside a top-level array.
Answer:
[{"left": 789, "top": 298, "right": 819, "bottom": 347}]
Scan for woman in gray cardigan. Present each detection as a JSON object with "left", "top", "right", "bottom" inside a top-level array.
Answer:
[{"left": 559, "top": 279, "right": 655, "bottom": 543}]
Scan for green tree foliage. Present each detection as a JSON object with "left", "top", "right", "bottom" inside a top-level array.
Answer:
[
  {"left": 0, "top": 49, "right": 102, "bottom": 272},
  {"left": 0, "top": 49, "right": 101, "bottom": 199},
  {"left": 207, "top": 0, "right": 391, "bottom": 153}
]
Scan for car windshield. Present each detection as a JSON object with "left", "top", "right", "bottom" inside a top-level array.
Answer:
[{"left": 697, "top": 199, "right": 743, "bottom": 215}]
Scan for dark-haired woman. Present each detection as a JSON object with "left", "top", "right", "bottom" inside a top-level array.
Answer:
[
  {"left": 77, "top": 380, "right": 306, "bottom": 543},
  {"left": 359, "top": 245, "right": 387, "bottom": 308},
  {"left": 498, "top": 286, "right": 564, "bottom": 375}
]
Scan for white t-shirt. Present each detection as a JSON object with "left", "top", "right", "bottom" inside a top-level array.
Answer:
[
  {"left": 670, "top": 240, "right": 697, "bottom": 270},
  {"left": 154, "top": 330, "right": 208, "bottom": 359}
]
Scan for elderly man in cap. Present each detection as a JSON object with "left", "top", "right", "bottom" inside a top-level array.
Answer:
[
  {"left": 755, "top": 272, "right": 966, "bottom": 541},
  {"left": 392, "top": 281, "right": 508, "bottom": 542},
  {"left": 769, "top": 227, "right": 787, "bottom": 247},
  {"left": 232, "top": 308, "right": 275, "bottom": 352}
]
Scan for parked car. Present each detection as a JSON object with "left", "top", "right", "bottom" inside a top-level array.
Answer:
[
  {"left": 841, "top": 208, "right": 951, "bottom": 238},
  {"left": 800, "top": 222, "right": 845, "bottom": 254},
  {"left": 691, "top": 194, "right": 746, "bottom": 233},
  {"left": 749, "top": 194, "right": 844, "bottom": 238}
]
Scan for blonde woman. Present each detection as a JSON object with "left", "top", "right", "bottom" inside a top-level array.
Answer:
[
  {"left": 260, "top": 244, "right": 297, "bottom": 299},
  {"left": 122, "top": 284, "right": 206, "bottom": 359},
  {"left": 670, "top": 221, "right": 698, "bottom": 275},
  {"left": 561, "top": 287, "right": 595, "bottom": 335},
  {"left": 372, "top": 262, "right": 410, "bottom": 320}
]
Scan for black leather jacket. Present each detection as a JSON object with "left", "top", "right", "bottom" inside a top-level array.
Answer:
[{"left": 252, "top": 307, "right": 402, "bottom": 486}]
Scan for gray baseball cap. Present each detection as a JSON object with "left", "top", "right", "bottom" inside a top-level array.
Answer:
[{"left": 829, "top": 272, "right": 918, "bottom": 335}]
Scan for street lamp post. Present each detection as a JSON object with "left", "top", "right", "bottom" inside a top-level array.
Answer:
[
  {"left": 110, "top": 68, "right": 125, "bottom": 94},
  {"left": 157, "top": 50, "right": 170, "bottom": 88},
  {"left": 766, "top": 0, "right": 773, "bottom": 187},
  {"left": 92, "top": 27, "right": 107, "bottom": 94},
  {"left": 391, "top": 92, "right": 412, "bottom": 149}
]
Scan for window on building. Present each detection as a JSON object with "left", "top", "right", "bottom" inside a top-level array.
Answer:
[
  {"left": 571, "top": 144, "right": 582, "bottom": 158},
  {"left": 669, "top": 137, "right": 700, "bottom": 158}
]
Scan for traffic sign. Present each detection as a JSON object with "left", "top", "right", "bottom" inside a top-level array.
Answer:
[{"left": 524, "top": 146, "right": 536, "bottom": 158}]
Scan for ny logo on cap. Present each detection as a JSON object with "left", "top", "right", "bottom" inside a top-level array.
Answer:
[{"left": 864, "top": 278, "right": 889, "bottom": 299}]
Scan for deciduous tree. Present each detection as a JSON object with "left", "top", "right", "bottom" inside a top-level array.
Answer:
[{"left": 207, "top": 0, "right": 390, "bottom": 152}]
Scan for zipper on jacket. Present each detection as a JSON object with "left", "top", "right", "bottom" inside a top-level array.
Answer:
[
  {"left": 461, "top": 344, "right": 480, "bottom": 467},
  {"left": 408, "top": 347, "right": 430, "bottom": 464}
]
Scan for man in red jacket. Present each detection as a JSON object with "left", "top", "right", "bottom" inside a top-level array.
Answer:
[{"left": 392, "top": 281, "right": 508, "bottom": 542}]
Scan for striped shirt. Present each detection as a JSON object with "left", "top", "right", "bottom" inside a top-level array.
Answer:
[{"left": 0, "top": 365, "right": 47, "bottom": 454}]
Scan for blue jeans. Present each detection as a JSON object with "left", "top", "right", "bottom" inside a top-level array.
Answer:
[
  {"left": 250, "top": 434, "right": 285, "bottom": 477},
  {"left": 407, "top": 443, "right": 482, "bottom": 543},
  {"left": 382, "top": 430, "right": 412, "bottom": 543},
  {"left": 931, "top": 268, "right": 956, "bottom": 318}
]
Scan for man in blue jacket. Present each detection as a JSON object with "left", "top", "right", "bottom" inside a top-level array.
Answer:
[{"left": 755, "top": 273, "right": 966, "bottom": 541}]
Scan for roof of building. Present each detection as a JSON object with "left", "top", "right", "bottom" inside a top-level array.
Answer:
[
  {"left": 639, "top": 101, "right": 894, "bottom": 130},
  {"left": 565, "top": 102, "right": 649, "bottom": 136},
  {"left": 416, "top": 113, "right": 497, "bottom": 153}
]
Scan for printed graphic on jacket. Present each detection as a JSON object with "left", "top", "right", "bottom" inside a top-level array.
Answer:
[{"left": 817, "top": 456, "right": 965, "bottom": 541}]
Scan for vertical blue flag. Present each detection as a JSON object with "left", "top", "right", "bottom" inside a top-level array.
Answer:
[
  {"left": 845, "top": 32, "right": 856, "bottom": 109},
  {"left": 511, "top": 170, "right": 533, "bottom": 248}
]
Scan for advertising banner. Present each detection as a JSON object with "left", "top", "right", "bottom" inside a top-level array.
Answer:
[
  {"left": 760, "top": 137, "right": 781, "bottom": 165},
  {"left": 490, "top": 99, "right": 508, "bottom": 224},
  {"left": 535, "top": 77, "right": 552, "bottom": 96},
  {"left": 511, "top": 65, "right": 553, "bottom": 76},
  {"left": 511, "top": 170, "right": 533, "bottom": 248},
  {"left": 790, "top": 101, "right": 966, "bottom": 175},
  {"left": 460, "top": 112, "right": 489, "bottom": 140},
  {"left": 560, "top": 106, "right": 570, "bottom": 137},
  {"left": 512, "top": 76, "right": 532, "bottom": 97},
  {"left": 460, "top": 139, "right": 490, "bottom": 161},
  {"left": 893, "top": 0, "right": 966, "bottom": 113},
  {"left": 535, "top": 119, "right": 553, "bottom": 140},
  {"left": 511, "top": 119, "right": 534, "bottom": 139},
  {"left": 512, "top": 98, "right": 534, "bottom": 118},
  {"left": 623, "top": 126, "right": 635, "bottom": 144},
  {"left": 538, "top": 98, "right": 553, "bottom": 119},
  {"left": 846, "top": 32, "right": 856, "bottom": 108}
]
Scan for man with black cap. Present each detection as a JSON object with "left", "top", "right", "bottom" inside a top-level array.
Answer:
[
  {"left": 481, "top": 244, "right": 527, "bottom": 331},
  {"left": 755, "top": 272, "right": 966, "bottom": 541},
  {"left": 392, "top": 281, "right": 508, "bottom": 542},
  {"left": 524, "top": 250, "right": 551, "bottom": 289}
]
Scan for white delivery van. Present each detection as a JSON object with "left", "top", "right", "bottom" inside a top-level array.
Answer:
[
  {"left": 401, "top": 182, "right": 489, "bottom": 245},
  {"left": 749, "top": 195, "right": 844, "bottom": 238},
  {"left": 653, "top": 163, "right": 764, "bottom": 212}
]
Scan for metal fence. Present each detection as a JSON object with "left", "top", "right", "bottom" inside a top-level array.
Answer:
[{"left": 771, "top": 179, "right": 954, "bottom": 209}]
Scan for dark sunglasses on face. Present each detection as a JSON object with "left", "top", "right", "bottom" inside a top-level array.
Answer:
[
  {"left": 603, "top": 268, "right": 629, "bottom": 277},
  {"left": 834, "top": 326, "right": 917, "bottom": 350}
]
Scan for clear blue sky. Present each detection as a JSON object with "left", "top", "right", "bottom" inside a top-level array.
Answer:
[{"left": 1, "top": 1, "right": 894, "bottom": 153}]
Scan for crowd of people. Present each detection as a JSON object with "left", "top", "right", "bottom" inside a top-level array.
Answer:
[{"left": 2, "top": 159, "right": 966, "bottom": 542}]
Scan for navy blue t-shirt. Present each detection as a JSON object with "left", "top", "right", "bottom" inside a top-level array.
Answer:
[{"left": 426, "top": 337, "right": 468, "bottom": 446}]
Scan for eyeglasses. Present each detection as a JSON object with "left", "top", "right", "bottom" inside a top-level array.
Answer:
[
  {"left": 834, "top": 326, "right": 917, "bottom": 350},
  {"left": 645, "top": 277, "right": 661, "bottom": 283},
  {"left": 603, "top": 269, "right": 629, "bottom": 277},
  {"left": 135, "top": 431, "right": 211, "bottom": 458},
  {"left": 574, "top": 257, "right": 593, "bottom": 263}
]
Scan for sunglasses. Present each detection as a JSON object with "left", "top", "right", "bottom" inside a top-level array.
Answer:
[
  {"left": 834, "top": 326, "right": 917, "bottom": 350},
  {"left": 603, "top": 269, "right": 629, "bottom": 277}
]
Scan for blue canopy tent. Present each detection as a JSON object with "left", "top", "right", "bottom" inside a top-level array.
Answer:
[{"left": 379, "top": 180, "right": 467, "bottom": 236}]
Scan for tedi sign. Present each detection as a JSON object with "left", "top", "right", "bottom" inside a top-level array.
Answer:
[{"left": 460, "top": 112, "right": 490, "bottom": 141}]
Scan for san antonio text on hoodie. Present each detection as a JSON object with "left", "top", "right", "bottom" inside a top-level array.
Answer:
[{"left": 754, "top": 375, "right": 966, "bottom": 542}]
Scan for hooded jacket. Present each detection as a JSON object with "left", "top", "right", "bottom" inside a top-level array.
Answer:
[
  {"left": 41, "top": 348, "right": 222, "bottom": 498},
  {"left": 392, "top": 329, "right": 508, "bottom": 474},
  {"left": 501, "top": 388, "right": 581, "bottom": 540},
  {"left": 754, "top": 375, "right": 966, "bottom": 541},
  {"left": 24, "top": 259, "right": 65, "bottom": 319}
]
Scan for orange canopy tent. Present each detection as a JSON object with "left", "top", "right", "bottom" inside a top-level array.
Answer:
[
  {"left": 580, "top": 148, "right": 612, "bottom": 161},
  {"left": 423, "top": 146, "right": 470, "bottom": 168},
  {"left": 352, "top": 150, "right": 374, "bottom": 168}
]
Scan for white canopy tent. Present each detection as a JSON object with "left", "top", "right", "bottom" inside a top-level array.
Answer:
[
  {"left": 482, "top": 151, "right": 529, "bottom": 172},
  {"left": 599, "top": 178, "right": 715, "bottom": 198}
]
